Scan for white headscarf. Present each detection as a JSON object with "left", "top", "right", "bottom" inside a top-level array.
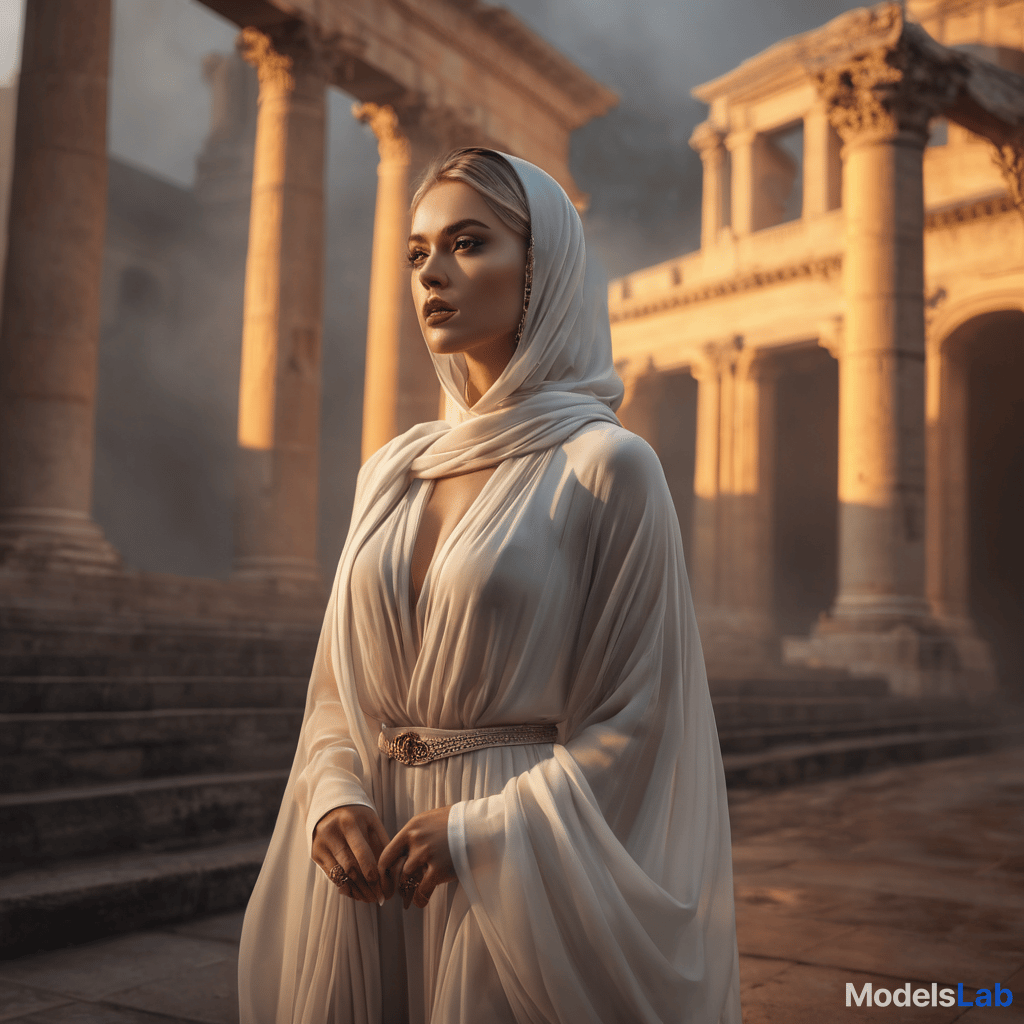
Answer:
[{"left": 403, "top": 151, "right": 624, "bottom": 479}]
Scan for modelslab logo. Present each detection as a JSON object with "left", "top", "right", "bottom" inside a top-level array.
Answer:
[{"left": 846, "top": 982, "right": 1014, "bottom": 1008}]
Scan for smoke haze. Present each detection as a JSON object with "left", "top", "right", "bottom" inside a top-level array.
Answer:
[{"left": 0, "top": 0, "right": 869, "bottom": 579}]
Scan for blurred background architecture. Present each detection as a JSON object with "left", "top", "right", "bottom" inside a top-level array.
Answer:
[
  {"left": 611, "top": 0, "right": 1024, "bottom": 698},
  {"left": 0, "top": 0, "right": 1021, "bottom": 961}
]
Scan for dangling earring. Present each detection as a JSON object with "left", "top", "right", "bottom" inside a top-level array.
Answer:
[{"left": 513, "top": 234, "right": 534, "bottom": 350}]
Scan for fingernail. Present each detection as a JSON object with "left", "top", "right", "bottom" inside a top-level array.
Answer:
[{"left": 378, "top": 895, "right": 385, "bottom": 906}]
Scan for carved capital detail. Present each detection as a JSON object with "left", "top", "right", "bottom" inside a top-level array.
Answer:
[
  {"left": 991, "top": 141, "right": 1024, "bottom": 219},
  {"left": 692, "top": 336, "right": 744, "bottom": 382},
  {"left": 353, "top": 98, "right": 479, "bottom": 167},
  {"left": 802, "top": 7, "right": 966, "bottom": 147},
  {"left": 815, "top": 39, "right": 961, "bottom": 145},
  {"left": 817, "top": 316, "right": 845, "bottom": 360},
  {"left": 237, "top": 22, "right": 335, "bottom": 92},
  {"left": 352, "top": 102, "right": 411, "bottom": 165},
  {"left": 689, "top": 121, "right": 726, "bottom": 157}
]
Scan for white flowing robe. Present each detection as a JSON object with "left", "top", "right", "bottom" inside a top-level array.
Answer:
[{"left": 238, "top": 418, "right": 742, "bottom": 1024}]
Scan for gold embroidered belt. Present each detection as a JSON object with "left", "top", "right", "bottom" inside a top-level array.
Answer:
[{"left": 378, "top": 722, "right": 559, "bottom": 767}]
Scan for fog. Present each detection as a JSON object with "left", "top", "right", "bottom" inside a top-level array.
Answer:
[{"left": 0, "top": 0, "right": 869, "bottom": 580}]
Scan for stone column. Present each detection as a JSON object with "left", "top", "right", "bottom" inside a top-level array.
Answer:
[
  {"left": 231, "top": 24, "right": 330, "bottom": 594},
  {"left": 355, "top": 102, "right": 471, "bottom": 462},
  {"left": 690, "top": 338, "right": 776, "bottom": 670},
  {"left": 722, "top": 348, "right": 777, "bottom": 659},
  {"left": 0, "top": 0, "right": 120, "bottom": 573},
  {"left": 689, "top": 121, "right": 729, "bottom": 249},
  {"left": 790, "top": 33, "right": 976, "bottom": 693},
  {"left": 690, "top": 347, "right": 724, "bottom": 618},
  {"left": 803, "top": 102, "right": 842, "bottom": 218},
  {"left": 725, "top": 130, "right": 756, "bottom": 237},
  {"left": 616, "top": 357, "right": 663, "bottom": 448}
]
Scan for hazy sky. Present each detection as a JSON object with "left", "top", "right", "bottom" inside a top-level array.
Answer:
[
  {"left": 0, "top": 0, "right": 868, "bottom": 272},
  {"left": 0, "top": 0, "right": 873, "bottom": 576}
]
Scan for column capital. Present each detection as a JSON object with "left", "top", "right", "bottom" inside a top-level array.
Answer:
[
  {"left": 817, "top": 316, "right": 845, "bottom": 360},
  {"left": 237, "top": 22, "right": 336, "bottom": 92},
  {"left": 353, "top": 98, "right": 480, "bottom": 169},
  {"left": 352, "top": 101, "right": 411, "bottom": 165},
  {"left": 809, "top": 25, "right": 964, "bottom": 147},
  {"left": 724, "top": 128, "right": 757, "bottom": 153},
  {"left": 740, "top": 351, "right": 780, "bottom": 383},
  {"left": 689, "top": 120, "right": 726, "bottom": 157},
  {"left": 992, "top": 139, "right": 1024, "bottom": 218},
  {"left": 691, "top": 336, "right": 744, "bottom": 381}
]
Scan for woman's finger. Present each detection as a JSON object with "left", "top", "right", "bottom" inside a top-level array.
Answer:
[
  {"left": 368, "top": 815, "right": 391, "bottom": 861},
  {"left": 400, "top": 870, "right": 423, "bottom": 911},
  {"left": 381, "top": 849, "right": 407, "bottom": 901},
  {"left": 378, "top": 828, "right": 409, "bottom": 896},
  {"left": 411, "top": 865, "right": 439, "bottom": 909},
  {"left": 346, "top": 828, "right": 384, "bottom": 903},
  {"left": 330, "top": 846, "right": 374, "bottom": 902}
]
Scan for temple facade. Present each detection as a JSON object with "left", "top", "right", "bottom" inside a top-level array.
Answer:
[
  {"left": 0, "top": 0, "right": 613, "bottom": 623},
  {"left": 610, "top": 0, "right": 1024, "bottom": 695}
]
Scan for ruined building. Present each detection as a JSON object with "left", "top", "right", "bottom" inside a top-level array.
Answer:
[{"left": 610, "top": 0, "right": 1024, "bottom": 697}]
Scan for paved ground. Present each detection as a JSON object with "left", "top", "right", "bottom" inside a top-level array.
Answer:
[{"left": 0, "top": 746, "right": 1021, "bottom": 1023}]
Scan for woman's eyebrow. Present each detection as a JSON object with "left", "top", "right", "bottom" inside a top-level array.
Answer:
[{"left": 408, "top": 218, "right": 492, "bottom": 244}]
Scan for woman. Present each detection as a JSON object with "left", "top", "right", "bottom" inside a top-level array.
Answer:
[{"left": 238, "top": 148, "right": 741, "bottom": 1024}]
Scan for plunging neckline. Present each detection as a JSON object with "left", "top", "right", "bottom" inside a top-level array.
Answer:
[{"left": 406, "top": 464, "right": 504, "bottom": 641}]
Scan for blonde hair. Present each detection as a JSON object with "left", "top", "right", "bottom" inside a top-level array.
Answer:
[{"left": 410, "top": 147, "right": 531, "bottom": 239}]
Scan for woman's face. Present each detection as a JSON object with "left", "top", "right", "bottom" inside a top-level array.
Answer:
[{"left": 408, "top": 180, "right": 528, "bottom": 366}]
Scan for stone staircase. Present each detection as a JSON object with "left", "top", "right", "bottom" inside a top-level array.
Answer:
[
  {"left": 2, "top": 612, "right": 1021, "bottom": 959},
  {"left": 712, "top": 671, "right": 1024, "bottom": 787},
  {"left": 0, "top": 609, "right": 315, "bottom": 959}
]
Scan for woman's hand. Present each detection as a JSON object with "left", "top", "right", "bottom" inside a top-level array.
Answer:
[
  {"left": 378, "top": 804, "right": 456, "bottom": 909},
  {"left": 312, "top": 804, "right": 391, "bottom": 903}
]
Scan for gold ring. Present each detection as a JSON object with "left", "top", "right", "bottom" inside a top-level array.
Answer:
[{"left": 329, "top": 864, "right": 349, "bottom": 887}]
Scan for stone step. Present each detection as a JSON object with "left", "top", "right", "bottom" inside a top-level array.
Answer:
[
  {"left": 717, "top": 712, "right": 997, "bottom": 755},
  {"left": 722, "top": 723, "right": 1024, "bottom": 787},
  {"left": 0, "top": 837, "right": 269, "bottom": 959},
  {"left": 0, "top": 609, "right": 319, "bottom": 655},
  {"left": 708, "top": 674, "right": 890, "bottom": 698},
  {"left": 0, "top": 675, "right": 309, "bottom": 712},
  {"left": 0, "top": 648, "right": 315, "bottom": 677},
  {"left": 710, "top": 694, "right": 992, "bottom": 730},
  {"left": 0, "top": 769, "right": 288, "bottom": 876},
  {"left": 0, "top": 708, "right": 304, "bottom": 791}
]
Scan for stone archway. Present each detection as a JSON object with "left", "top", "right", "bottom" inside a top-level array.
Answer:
[
  {"left": 964, "top": 310, "right": 1024, "bottom": 691},
  {"left": 928, "top": 308, "right": 1024, "bottom": 692}
]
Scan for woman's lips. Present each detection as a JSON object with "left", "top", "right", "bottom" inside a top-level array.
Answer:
[{"left": 425, "top": 309, "right": 456, "bottom": 325}]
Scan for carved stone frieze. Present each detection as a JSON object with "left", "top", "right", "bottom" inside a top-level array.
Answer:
[
  {"left": 609, "top": 256, "right": 843, "bottom": 325},
  {"left": 925, "top": 192, "right": 1017, "bottom": 230}
]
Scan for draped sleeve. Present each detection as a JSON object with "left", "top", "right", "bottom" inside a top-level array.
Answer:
[
  {"left": 447, "top": 431, "right": 742, "bottom": 1023},
  {"left": 290, "top": 442, "right": 394, "bottom": 849}
]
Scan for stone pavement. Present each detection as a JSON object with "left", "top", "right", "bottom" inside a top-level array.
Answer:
[{"left": 0, "top": 746, "right": 1021, "bottom": 1023}]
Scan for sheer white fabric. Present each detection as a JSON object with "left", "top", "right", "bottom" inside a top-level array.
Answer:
[{"left": 237, "top": 154, "right": 741, "bottom": 1024}]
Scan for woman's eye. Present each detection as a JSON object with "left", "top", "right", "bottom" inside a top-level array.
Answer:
[
  {"left": 454, "top": 237, "right": 480, "bottom": 252},
  {"left": 405, "top": 250, "right": 425, "bottom": 267}
]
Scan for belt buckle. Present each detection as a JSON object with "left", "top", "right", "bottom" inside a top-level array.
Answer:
[{"left": 392, "top": 730, "right": 425, "bottom": 765}]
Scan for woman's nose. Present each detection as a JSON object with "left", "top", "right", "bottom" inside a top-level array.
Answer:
[{"left": 417, "top": 250, "right": 448, "bottom": 288}]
